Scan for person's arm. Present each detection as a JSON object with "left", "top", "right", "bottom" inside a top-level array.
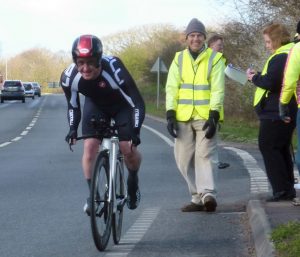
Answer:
[
  {"left": 280, "top": 44, "right": 300, "bottom": 104},
  {"left": 113, "top": 57, "right": 145, "bottom": 132},
  {"left": 165, "top": 55, "right": 180, "bottom": 112},
  {"left": 60, "top": 68, "right": 82, "bottom": 134},
  {"left": 251, "top": 54, "right": 287, "bottom": 92},
  {"left": 209, "top": 57, "right": 225, "bottom": 112}
]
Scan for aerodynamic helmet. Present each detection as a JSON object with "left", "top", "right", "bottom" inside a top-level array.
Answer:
[{"left": 72, "top": 34, "right": 103, "bottom": 67}]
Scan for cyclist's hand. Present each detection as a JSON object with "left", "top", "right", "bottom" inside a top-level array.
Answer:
[
  {"left": 65, "top": 129, "right": 77, "bottom": 145},
  {"left": 131, "top": 132, "right": 141, "bottom": 146}
]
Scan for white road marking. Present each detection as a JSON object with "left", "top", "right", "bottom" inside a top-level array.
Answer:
[
  {"left": 103, "top": 207, "right": 160, "bottom": 257},
  {"left": 21, "top": 131, "right": 28, "bottom": 136},
  {"left": 0, "top": 97, "right": 46, "bottom": 148},
  {"left": 11, "top": 137, "right": 22, "bottom": 142},
  {"left": 0, "top": 142, "right": 11, "bottom": 147},
  {"left": 142, "top": 124, "right": 174, "bottom": 147},
  {"left": 224, "top": 146, "right": 270, "bottom": 194}
]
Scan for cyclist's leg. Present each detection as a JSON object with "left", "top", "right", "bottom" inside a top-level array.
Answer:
[
  {"left": 82, "top": 97, "right": 108, "bottom": 213},
  {"left": 112, "top": 104, "right": 142, "bottom": 171},
  {"left": 113, "top": 105, "right": 142, "bottom": 209},
  {"left": 120, "top": 143, "right": 141, "bottom": 210}
]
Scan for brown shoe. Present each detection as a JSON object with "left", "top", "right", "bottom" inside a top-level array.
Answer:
[
  {"left": 203, "top": 195, "right": 217, "bottom": 212},
  {"left": 181, "top": 202, "right": 205, "bottom": 212}
]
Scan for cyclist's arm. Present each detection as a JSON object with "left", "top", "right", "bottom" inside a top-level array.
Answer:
[
  {"left": 113, "top": 57, "right": 145, "bottom": 132},
  {"left": 60, "top": 71, "right": 82, "bottom": 131}
]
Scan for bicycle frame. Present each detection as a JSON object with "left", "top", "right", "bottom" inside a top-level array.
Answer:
[{"left": 101, "top": 136, "right": 127, "bottom": 213}]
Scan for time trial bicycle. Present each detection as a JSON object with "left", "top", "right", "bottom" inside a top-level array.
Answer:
[{"left": 76, "top": 118, "right": 127, "bottom": 251}]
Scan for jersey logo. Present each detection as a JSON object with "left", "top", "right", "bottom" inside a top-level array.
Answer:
[{"left": 103, "top": 56, "right": 125, "bottom": 85}]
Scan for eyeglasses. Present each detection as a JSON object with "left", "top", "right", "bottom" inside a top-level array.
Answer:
[{"left": 76, "top": 59, "right": 98, "bottom": 68}]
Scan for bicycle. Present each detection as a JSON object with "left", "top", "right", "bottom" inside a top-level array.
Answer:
[{"left": 75, "top": 118, "right": 127, "bottom": 251}]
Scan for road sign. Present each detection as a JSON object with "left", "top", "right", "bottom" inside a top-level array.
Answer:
[
  {"left": 150, "top": 57, "right": 168, "bottom": 108},
  {"left": 151, "top": 57, "right": 168, "bottom": 73}
]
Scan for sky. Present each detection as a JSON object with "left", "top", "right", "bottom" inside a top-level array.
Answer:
[{"left": 0, "top": 0, "right": 235, "bottom": 58}]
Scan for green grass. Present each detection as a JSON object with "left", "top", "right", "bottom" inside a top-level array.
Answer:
[
  {"left": 218, "top": 118, "right": 259, "bottom": 143},
  {"left": 271, "top": 221, "right": 300, "bottom": 257}
]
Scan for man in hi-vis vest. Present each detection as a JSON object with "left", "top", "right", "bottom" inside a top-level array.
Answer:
[{"left": 165, "top": 18, "right": 225, "bottom": 212}]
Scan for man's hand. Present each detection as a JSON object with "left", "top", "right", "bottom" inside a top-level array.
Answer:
[
  {"left": 131, "top": 128, "right": 141, "bottom": 146},
  {"left": 202, "top": 110, "right": 220, "bottom": 139},
  {"left": 65, "top": 129, "right": 77, "bottom": 145},
  {"left": 279, "top": 103, "right": 291, "bottom": 123},
  {"left": 166, "top": 110, "right": 178, "bottom": 138},
  {"left": 131, "top": 134, "right": 141, "bottom": 146}
]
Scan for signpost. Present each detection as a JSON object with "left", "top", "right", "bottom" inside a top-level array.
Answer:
[{"left": 150, "top": 57, "right": 168, "bottom": 108}]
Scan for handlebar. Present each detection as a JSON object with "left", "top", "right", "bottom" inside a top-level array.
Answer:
[{"left": 67, "top": 118, "right": 125, "bottom": 152}]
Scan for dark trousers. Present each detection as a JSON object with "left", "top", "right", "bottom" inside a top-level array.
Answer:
[{"left": 258, "top": 119, "right": 295, "bottom": 195}]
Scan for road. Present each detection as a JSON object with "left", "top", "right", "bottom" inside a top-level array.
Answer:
[{"left": 0, "top": 94, "right": 264, "bottom": 257}]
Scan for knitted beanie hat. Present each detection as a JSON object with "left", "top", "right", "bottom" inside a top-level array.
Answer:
[{"left": 185, "top": 18, "right": 206, "bottom": 38}]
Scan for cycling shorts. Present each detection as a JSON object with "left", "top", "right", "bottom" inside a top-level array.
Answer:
[{"left": 82, "top": 97, "right": 135, "bottom": 142}]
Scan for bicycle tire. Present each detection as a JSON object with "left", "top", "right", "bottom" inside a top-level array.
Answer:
[
  {"left": 112, "top": 156, "right": 125, "bottom": 244},
  {"left": 90, "top": 151, "right": 113, "bottom": 251}
]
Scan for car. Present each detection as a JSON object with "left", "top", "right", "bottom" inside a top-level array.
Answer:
[
  {"left": 0, "top": 80, "right": 25, "bottom": 103},
  {"left": 31, "top": 82, "right": 41, "bottom": 97},
  {"left": 23, "top": 82, "right": 35, "bottom": 99}
]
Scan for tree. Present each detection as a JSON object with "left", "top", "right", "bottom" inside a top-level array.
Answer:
[
  {"left": 6, "top": 48, "right": 70, "bottom": 85},
  {"left": 103, "top": 24, "right": 184, "bottom": 85}
]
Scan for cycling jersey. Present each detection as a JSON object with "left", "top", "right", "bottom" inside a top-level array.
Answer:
[{"left": 60, "top": 56, "right": 145, "bottom": 134}]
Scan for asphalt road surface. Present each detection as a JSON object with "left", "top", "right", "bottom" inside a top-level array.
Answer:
[{"left": 0, "top": 94, "right": 258, "bottom": 257}]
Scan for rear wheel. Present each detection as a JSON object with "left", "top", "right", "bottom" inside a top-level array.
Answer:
[
  {"left": 112, "top": 156, "right": 125, "bottom": 244},
  {"left": 22, "top": 98, "right": 25, "bottom": 103},
  {"left": 90, "top": 151, "right": 113, "bottom": 251}
]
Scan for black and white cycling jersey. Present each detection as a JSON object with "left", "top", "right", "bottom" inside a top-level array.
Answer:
[{"left": 60, "top": 56, "right": 145, "bottom": 133}]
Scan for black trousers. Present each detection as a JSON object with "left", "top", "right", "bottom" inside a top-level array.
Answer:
[{"left": 258, "top": 119, "right": 295, "bottom": 195}]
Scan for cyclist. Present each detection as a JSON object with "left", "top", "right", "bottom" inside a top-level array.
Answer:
[{"left": 60, "top": 34, "right": 145, "bottom": 213}]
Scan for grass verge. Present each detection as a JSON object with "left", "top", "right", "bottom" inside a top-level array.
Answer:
[{"left": 271, "top": 221, "right": 300, "bottom": 257}]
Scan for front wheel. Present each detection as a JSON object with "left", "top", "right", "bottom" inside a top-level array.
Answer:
[
  {"left": 90, "top": 151, "right": 113, "bottom": 251},
  {"left": 112, "top": 156, "right": 126, "bottom": 244}
]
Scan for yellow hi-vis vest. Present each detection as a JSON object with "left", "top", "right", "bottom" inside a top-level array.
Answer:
[
  {"left": 280, "top": 42, "right": 300, "bottom": 107},
  {"left": 175, "top": 48, "right": 223, "bottom": 121},
  {"left": 253, "top": 43, "right": 294, "bottom": 107}
]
